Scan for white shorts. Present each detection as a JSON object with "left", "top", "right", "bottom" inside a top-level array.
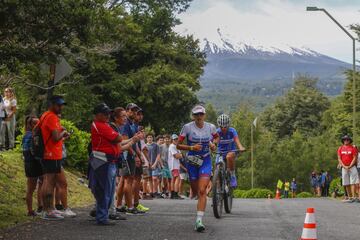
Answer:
[
  {"left": 180, "top": 173, "right": 188, "bottom": 180},
  {"left": 342, "top": 166, "right": 359, "bottom": 186}
]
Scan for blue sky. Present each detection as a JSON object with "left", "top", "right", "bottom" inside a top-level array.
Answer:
[{"left": 176, "top": 0, "right": 360, "bottom": 63}]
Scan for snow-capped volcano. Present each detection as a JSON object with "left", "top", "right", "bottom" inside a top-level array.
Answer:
[
  {"left": 200, "top": 28, "right": 344, "bottom": 65},
  {"left": 202, "top": 28, "right": 316, "bottom": 55},
  {"left": 192, "top": 27, "right": 350, "bottom": 109}
]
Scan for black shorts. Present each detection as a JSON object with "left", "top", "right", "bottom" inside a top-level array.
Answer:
[
  {"left": 41, "top": 159, "right": 62, "bottom": 174},
  {"left": 119, "top": 154, "right": 135, "bottom": 176},
  {"left": 23, "top": 151, "right": 43, "bottom": 178},
  {"left": 135, "top": 166, "right": 143, "bottom": 176}
]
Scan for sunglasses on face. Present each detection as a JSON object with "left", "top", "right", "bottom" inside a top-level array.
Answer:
[{"left": 193, "top": 113, "right": 205, "bottom": 116}]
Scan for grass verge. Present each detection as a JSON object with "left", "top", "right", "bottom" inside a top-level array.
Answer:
[{"left": 0, "top": 151, "right": 93, "bottom": 229}]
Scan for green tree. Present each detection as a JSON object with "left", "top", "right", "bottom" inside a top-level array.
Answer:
[
  {"left": 96, "top": 0, "right": 205, "bottom": 134},
  {"left": 262, "top": 76, "right": 330, "bottom": 138}
]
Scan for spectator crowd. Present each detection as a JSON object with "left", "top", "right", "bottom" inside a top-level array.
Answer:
[
  {"left": 310, "top": 170, "right": 332, "bottom": 197},
  {"left": 22, "top": 97, "right": 193, "bottom": 223}
]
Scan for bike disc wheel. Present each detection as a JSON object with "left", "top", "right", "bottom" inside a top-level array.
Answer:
[{"left": 212, "top": 168, "right": 223, "bottom": 219}]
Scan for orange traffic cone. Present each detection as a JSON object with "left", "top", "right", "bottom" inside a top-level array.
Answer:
[
  {"left": 275, "top": 189, "right": 281, "bottom": 199},
  {"left": 300, "top": 208, "right": 317, "bottom": 240}
]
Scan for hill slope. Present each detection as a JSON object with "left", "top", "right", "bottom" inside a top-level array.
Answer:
[{"left": 0, "top": 151, "right": 93, "bottom": 229}]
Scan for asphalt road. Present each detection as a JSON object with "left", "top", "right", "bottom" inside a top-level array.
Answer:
[{"left": 1, "top": 198, "right": 360, "bottom": 240}]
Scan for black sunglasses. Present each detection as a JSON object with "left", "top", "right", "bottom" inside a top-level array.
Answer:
[{"left": 193, "top": 113, "right": 205, "bottom": 116}]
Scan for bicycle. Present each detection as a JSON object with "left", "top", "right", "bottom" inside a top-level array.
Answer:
[{"left": 212, "top": 150, "right": 241, "bottom": 219}]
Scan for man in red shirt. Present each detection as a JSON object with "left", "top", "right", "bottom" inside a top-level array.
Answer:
[
  {"left": 337, "top": 135, "right": 359, "bottom": 203},
  {"left": 89, "top": 103, "right": 140, "bottom": 225},
  {"left": 40, "top": 96, "right": 70, "bottom": 220}
]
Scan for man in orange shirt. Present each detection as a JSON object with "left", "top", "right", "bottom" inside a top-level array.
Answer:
[{"left": 40, "top": 96, "right": 71, "bottom": 220}]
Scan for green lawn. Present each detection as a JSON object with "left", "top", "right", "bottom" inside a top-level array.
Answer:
[{"left": 0, "top": 151, "right": 93, "bottom": 229}]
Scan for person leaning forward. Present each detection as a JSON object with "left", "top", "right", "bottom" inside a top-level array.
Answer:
[{"left": 88, "top": 103, "right": 139, "bottom": 225}]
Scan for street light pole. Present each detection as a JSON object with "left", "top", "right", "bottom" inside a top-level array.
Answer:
[
  {"left": 307, "top": 7, "right": 357, "bottom": 141},
  {"left": 251, "top": 122, "right": 254, "bottom": 189}
]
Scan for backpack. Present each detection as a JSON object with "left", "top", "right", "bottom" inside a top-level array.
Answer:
[{"left": 31, "top": 112, "right": 51, "bottom": 161}]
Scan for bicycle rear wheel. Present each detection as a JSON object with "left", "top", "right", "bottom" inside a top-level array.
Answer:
[{"left": 212, "top": 168, "right": 223, "bottom": 219}]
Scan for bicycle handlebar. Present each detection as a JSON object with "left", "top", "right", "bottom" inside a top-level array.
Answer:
[{"left": 214, "top": 149, "right": 246, "bottom": 155}]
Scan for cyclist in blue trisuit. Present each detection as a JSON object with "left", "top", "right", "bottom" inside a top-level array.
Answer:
[
  {"left": 177, "top": 105, "right": 219, "bottom": 232},
  {"left": 216, "top": 114, "right": 246, "bottom": 188}
]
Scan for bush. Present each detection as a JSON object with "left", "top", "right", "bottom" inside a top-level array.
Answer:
[
  {"left": 61, "top": 120, "right": 91, "bottom": 172},
  {"left": 329, "top": 177, "right": 345, "bottom": 197},
  {"left": 233, "top": 189, "right": 246, "bottom": 198},
  {"left": 234, "top": 188, "right": 274, "bottom": 198},
  {"left": 254, "top": 189, "right": 274, "bottom": 198},
  {"left": 297, "top": 192, "right": 313, "bottom": 198}
]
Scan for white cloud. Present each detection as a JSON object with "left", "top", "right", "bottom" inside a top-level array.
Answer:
[{"left": 175, "top": 0, "right": 359, "bottom": 63}]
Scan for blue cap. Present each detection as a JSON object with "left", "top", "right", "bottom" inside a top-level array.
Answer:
[
  {"left": 171, "top": 134, "right": 178, "bottom": 140},
  {"left": 50, "top": 96, "right": 66, "bottom": 105}
]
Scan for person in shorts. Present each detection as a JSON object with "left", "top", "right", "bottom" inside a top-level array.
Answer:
[
  {"left": 51, "top": 121, "right": 76, "bottom": 218},
  {"left": 23, "top": 115, "right": 43, "bottom": 216},
  {"left": 337, "top": 135, "right": 359, "bottom": 203},
  {"left": 132, "top": 109, "right": 149, "bottom": 212},
  {"left": 146, "top": 133, "right": 162, "bottom": 198},
  {"left": 159, "top": 134, "right": 171, "bottom": 198},
  {"left": 39, "top": 96, "right": 72, "bottom": 220},
  {"left": 117, "top": 103, "right": 143, "bottom": 215},
  {"left": 169, "top": 134, "right": 183, "bottom": 199}
]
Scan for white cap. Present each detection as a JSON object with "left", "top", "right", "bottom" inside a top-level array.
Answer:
[
  {"left": 191, "top": 105, "right": 206, "bottom": 114},
  {"left": 171, "top": 134, "right": 179, "bottom": 140}
]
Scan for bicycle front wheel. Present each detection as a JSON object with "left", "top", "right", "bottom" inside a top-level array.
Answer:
[
  {"left": 224, "top": 181, "right": 233, "bottom": 213},
  {"left": 212, "top": 168, "right": 223, "bottom": 219}
]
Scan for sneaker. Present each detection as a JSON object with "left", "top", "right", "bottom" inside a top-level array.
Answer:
[
  {"left": 53, "top": 209, "right": 64, "bottom": 215},
  {"left": 109, "top": 213, "right": 127, "bottom": 220},
  {"left": 154, "top": 192, "right": 163, "bottom": 199},
  {"left": 174, "top": 194, "right": 184, "bottom": 200},
  {"left": 55, "top": 204, "right": 65, "bottom": 211},
  {"left": 116, "top": 206, "right": 127, "bottom": 213},
  {"left": 136, "top": 204, "right": 150, "bottom": 212},
  {"left": 355, "top": 198, "right": 360, "bottom": 203},
  {"left": 126, "top": 208, "right": 145, "bottom": 215},
  {"left": 90, "top": 209, "right": 96, "bottom": 217},
  {"left": 194, "top": 219, "right": 205, "bottom": 232},
  {"left": 343, "top": 198, "right": 355, "bottom": 203},
  {"left": 230, "top": 175, "right": 237, "bottom": 188},
  {"left": 63, "top": 208, "right": 77, "bottom": 218},
  {"left": 41, "top": 211, "right": 64, "bottom": 221},
  {"left": 36, "top": 206, "right": 43, "bottom": 215},
  {"left": 27, "top": 211, "right": 37, "bottom": 217}
]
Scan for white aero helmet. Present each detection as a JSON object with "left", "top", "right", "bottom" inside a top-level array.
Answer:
[{"left": 217, "top": 114, "right": 230, "bottom": 128}]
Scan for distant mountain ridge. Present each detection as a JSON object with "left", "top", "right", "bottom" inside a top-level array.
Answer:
[{"left": 195, "top": 28, "right": 350, "bottom": 110}]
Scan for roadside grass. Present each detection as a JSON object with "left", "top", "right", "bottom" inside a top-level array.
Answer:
[{"left": 0, "top": 151, "right": 93, "bottom": 229}]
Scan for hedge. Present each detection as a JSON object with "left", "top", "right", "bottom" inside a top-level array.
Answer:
[
  {"left": 61, "top": 120, "right": 90, "bottom": 172},
  {"left": 297, "top": 192, "right": 313, "bottom": 198},
  {"left": 329, "top": 177, "right": 345, "bottom": 197},
  {"left": 233, "top": 188, "right": 274, "bottom": 198}
]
